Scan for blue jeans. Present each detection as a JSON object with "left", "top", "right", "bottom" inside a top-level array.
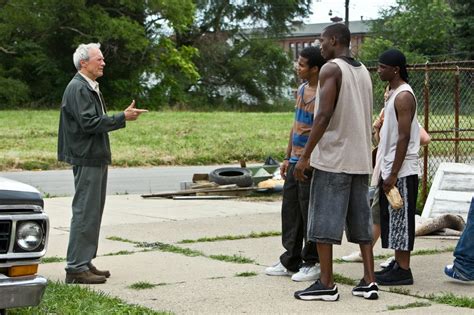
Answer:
[
  {"left": 307, "top": 169, "right": 372, "bottom": 245},
  {"left": 453, "top": 197, "right": 474, "bottom": 280}
]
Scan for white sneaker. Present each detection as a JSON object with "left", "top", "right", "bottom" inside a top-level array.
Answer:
[
  {"left": 264, "top": 262, "right": 294, "bottom": 276},
  {"left": 380, "top": 256, "right": 395, "bottom": 268},
  {"left": 341, "top": 251, "right": 363, "bottom": 262},
  {"left": 291, "top": 264, "right": 320, "bottom": 282}
]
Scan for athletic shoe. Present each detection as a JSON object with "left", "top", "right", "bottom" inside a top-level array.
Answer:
[
  {"left": 376, "top": 261, "right": 414, "bottom": 285},
  {"left": 375, "top": 258, "right": 396, "bottom": 276},
  {"left": 444, "top": 264, "right": 473, "bottom": 282},
  {"left": 291, "top": 264, "right": 320, "bottom": 282},
  {"left": 380, "top": 256, "right": 395, "bottom": 268},
  {"left": 341, "top": 251, "right": 363, "bottom": 262},
  {"left": 294, "top": 280, "right": 339, "bottom": 301},
  {"left": 264, "top": 261, "right": 294, "bottom": 276},
  {"left": 352, "top": 279, "right": 379, "bottom": 300}
]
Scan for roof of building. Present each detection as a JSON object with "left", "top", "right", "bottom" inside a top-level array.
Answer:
[{"left": 285, "top": 20, "right": 372, "bottom": 38}]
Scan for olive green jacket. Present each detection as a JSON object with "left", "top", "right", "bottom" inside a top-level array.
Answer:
[{"left": 57, "top": 73, "right": 126, "bottom": 166}]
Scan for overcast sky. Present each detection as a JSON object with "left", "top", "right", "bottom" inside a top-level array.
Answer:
[{"left": 305, "top": 0, "right": 398, "bottom": 23}]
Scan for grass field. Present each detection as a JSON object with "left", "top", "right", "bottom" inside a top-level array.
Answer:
[
  {"left": 0, "top": 110, "right": 471, "bottom": 171},
  {"left": 0, "top": 110, "right": 293, "bottom": 171}
]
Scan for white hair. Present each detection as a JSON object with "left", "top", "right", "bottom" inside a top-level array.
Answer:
[{"left": 73, "top": 43, "right": 101, "bottom": 70}]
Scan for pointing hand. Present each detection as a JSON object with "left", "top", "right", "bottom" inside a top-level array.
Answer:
[{"left": 124, "top": 100, "right": 148, "bottom": 121}]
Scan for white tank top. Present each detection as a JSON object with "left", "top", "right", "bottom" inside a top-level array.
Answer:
[
  {"left": 378, "top": 83, "right": 420, "bottom": 180},
  {"left": 310, "top": 58, "right": 373, "bottom": 174}
]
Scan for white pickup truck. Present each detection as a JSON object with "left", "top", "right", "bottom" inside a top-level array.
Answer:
[{"left": 0, "top": 177, "right": 49, "bottom": 314}]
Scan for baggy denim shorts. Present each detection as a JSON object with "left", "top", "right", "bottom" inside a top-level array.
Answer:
[{"left": 307, "top": 168, "right": 372, "bottom": 245}]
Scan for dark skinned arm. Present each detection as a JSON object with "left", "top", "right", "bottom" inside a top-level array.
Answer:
[
  {"left": 382, "top": 91, "right": 416, "bottom": 193},
  {"left": 280, "top": 127, "right": 293, "bottom": 180},
  {"left": 294, "top": 62, "right": 341, "bottom": 181}
]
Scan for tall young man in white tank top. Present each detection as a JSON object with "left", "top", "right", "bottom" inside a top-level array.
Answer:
[
  {"left": 293, "top": 23, "right": 378, "bottom": 301},
  {"left": 374, "top": 49, "right": 420, "bottom": 286}
]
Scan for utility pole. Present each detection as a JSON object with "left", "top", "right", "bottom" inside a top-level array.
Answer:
[{"left": 345, "top": 0, "right": 349, "bottom": 26}]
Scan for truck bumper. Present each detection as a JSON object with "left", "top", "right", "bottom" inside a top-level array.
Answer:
[{"left": 0, "top": 275, "right": 47, "bottom": 309}]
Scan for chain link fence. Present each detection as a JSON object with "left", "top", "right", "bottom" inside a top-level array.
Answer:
[{"left": 368, "top": 61, "right": 474, "bottom": 203}]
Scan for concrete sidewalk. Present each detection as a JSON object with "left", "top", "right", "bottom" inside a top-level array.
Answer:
[{"left": 40, "top": 195, "right": 473, "bottom": 314}]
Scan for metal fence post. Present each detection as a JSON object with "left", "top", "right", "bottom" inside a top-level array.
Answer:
[
  {"left": 422, "top": 62, "right": 430, "bottom": 203},
  {"left": 454, "top": 66, "right": 460, "bottom": 163}
]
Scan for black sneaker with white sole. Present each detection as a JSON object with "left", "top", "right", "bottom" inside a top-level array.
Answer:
[
  {"left": 294, "top": 279, "right": 339, "bottom": 301},
  {"left": 376, "top": 261, "right": 414, "bottom": 285},
  {"left": 352, "top": 279, "right": 379, "bottom": 300},
  {"left": 374, "top": 259, "right": 396, "bottom": 276}
]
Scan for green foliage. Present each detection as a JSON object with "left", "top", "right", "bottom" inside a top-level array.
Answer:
[
  {"left": 0, "top": 0, "right": 311, "bottom": 109},
  {"left": 9, "top": 280, "right": 169, "bottom": 314},
  {"left": 208, "top": 254, "right": 255, "bottom": 264},
  {"left": 333, "top": 273, "right": 356, "bottom": 286},
  {"left": 128, "top": 281, "right": 159, "bottom": 290},
  {"left": 235, "top": 271, "right": 258, "bottom": 277},
  {"left": 0, "top": 76, "right": 30, "bottom": 107},
  {"left": 175, "top": 0, "right": 311, "bottom": 107},
  {"left": 0, "top": 0, "right": 198, "bottom": 108},
  {"left": 360, "top": 0, "right": 456, "bottom": 63},
  {"left": 387, "top": 301, "right": 431, "bottom": 311},
  {"left": 41, "top": 256, "right": 66, "bottom": 264},
  {"left": 451, "top": 0, "right": 474, "bottom": 59},
  {"left": 178, "top": 231, "right": 281, "bottom": 244},
  {"left": 428, "top": 293, "right": 474, "bottom": 308}
]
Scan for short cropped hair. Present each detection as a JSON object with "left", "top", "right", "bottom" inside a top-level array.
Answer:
[
  {"left": 322, "top": 23, "right": 351, "bottom": 48},
  {"left": 73, "top": 43, "right": 101, "bottom": 70},
  {"left": 299, "top": 46, "right": 326, "bottom": 70}
]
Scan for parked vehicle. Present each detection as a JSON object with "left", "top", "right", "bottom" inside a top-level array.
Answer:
[{"left": 0, "top": 177, "right": 49, "bottom": 314}]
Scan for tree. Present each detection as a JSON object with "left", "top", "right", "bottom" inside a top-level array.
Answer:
[
  {"left": 359, "top": 0, "right": 456, "bottom": 64},
  {"left": 174, "top": 0, "right": 312, "bottom": 107},
  {"left": 449, "top": 0, "right": 474, "bottom": 59},
  {"left": 0, "top": 0, "right": 198, "bottom": 108},
  {"left": 0, "top": 0, "right": 312, "bottom": 109}
]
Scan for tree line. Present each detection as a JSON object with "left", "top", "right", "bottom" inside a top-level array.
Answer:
[{"left": 0, "top": 0, "right": 471, "bottom": 110}]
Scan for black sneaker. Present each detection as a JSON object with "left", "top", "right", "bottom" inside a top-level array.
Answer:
[
  {"left": 376, "top": 262, "right": 414, "bottom": 285},
  {"left": 352, "top": 279, "right": 379, "bottom": 300},
  {"left": 294, "top": 279, "right": 339, "bottom": 301},
  {"left": 374, "top": 259, "right": 396, "bottom": 275}
]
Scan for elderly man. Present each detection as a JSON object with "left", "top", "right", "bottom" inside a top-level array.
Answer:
[{"left": 58, "top": 43, "right": 147, "bottom": 284}]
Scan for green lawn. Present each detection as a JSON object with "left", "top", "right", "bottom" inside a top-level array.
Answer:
[
  {"left": 9, "top": 281, "right": 169, "bottom": 314},
  {"left": 0, "top": 110, "right": 293, "bottom": 171},
  {"left": 0, "top": 110, "right": 471, "bottom": 171}
]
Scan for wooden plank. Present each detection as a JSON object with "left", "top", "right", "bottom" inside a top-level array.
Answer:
[
  {"left": 172, "top": 195, "right": 237, "bottom": 200},
  {"left": 141, "top": 186, "right": 256, "bottom": 199}
]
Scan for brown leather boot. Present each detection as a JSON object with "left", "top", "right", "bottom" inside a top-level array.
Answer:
[
  {"left": 89, "top": 264, "right": 111, "bottom": 278},
  {"left": 65, "top": 270, "right": 106, "bottom": 284}
]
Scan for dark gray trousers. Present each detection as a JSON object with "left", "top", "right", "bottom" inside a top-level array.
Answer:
[
  {"left": 280, "top": 163, "right": 319, "bottom": 272},
  {"left": 66, "top": 165, "right": 108, "bottom": 273}
]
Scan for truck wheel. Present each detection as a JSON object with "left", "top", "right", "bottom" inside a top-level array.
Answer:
[{"left": 209, "top": 167, "right": 253, "bottom": 187}]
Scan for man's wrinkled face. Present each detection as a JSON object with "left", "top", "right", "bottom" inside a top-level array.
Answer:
[{"left": 81, "top": 48, "right": 105, "bottom": 80}]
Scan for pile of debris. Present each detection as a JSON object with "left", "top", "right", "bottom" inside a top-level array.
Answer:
[{"left": 141, "top": 157, "right": 284, "bottom": 200}]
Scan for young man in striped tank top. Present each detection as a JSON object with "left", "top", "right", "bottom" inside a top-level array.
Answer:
[{"left": 265, "top": 46, "right": 326, "bottom": 282}]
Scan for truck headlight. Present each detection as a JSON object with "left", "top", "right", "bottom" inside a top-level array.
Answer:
[{"left": 16, "top": 221, "right": 44, "bottom": 251}]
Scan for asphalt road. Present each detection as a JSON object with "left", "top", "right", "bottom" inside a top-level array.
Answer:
[{"left": 0, "top": 165, "right": 240, "bottom": 197}]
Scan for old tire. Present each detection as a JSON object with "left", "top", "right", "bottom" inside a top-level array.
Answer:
[{"left": 209, "top": 167, "right": 253, "bottom": 187}]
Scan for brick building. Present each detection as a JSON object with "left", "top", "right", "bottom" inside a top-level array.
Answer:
[{"left": 278, "top": 20, "right": 372, "bottom": 60}]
